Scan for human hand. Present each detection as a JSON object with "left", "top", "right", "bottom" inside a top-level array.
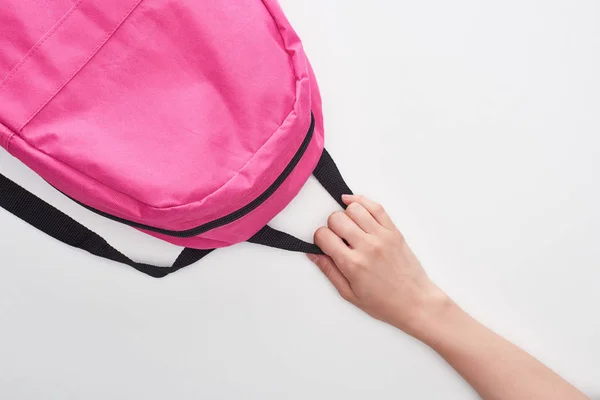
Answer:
[
  {"left": 308, "top": 195, "right": 450, "bottom": 337},
  {"left": 309, "top": 196, "right": 590, "bottom": 399}
]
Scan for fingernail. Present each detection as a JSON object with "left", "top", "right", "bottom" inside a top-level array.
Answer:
[
  {"left": 306, "top": 254, "right": 318, "bottom": 262},
  {"left": 341, "top": 194, "right": 352, "bottom": 201}
]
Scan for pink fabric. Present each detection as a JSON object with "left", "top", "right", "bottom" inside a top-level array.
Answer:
[{"left": 0, "top": 0, "right": 323, "bottom": 249}]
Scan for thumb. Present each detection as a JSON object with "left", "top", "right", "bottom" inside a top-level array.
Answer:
[{"left": 307, "top": 254, "right": 355, "bottom": 302}]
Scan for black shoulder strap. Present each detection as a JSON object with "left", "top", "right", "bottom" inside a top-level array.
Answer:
[
  {"left": 312, "top": 147, "right": 353, "bottom": 209},
  {"left": 248, "top": 225, "right": 323, "bottom": 255},
  {"left": 0, "top": 173, "right": 213, "bottom": 278},
  {"left": 0, "top": 148, "right": 349, "bottom": 275},
  {"left": 248, "top": 148, "right": 353, "bottom": 254}
]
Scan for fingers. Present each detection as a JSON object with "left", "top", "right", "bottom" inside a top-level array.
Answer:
[
  {"left": 327, "top": 211, "right": 366, "bottom": 248},
  {"left": 344, "top": 201, "right": 383, "bottom": 234},
  {"left": 307, "top": 254, "right": 355, "bottom": 302},
  {"left": 342, "top": 195, "right": 395, "bottom": 230},
  {"left": 314, "top": 196, "right": 394, "bottom": 281},
  {"left": 314, "top": 226, "right": 352, "bottom": 263}
]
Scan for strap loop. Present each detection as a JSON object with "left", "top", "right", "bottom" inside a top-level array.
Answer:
[
  {"left": 0, "top": 148, "right": 349, "bottom": 274},
  {"left": 313, "top": 148, "right": 353, "bottom": 208},
  {"left": 248, "top": 148, "right": 352, "bottom": 254},
  {"left": 248, "top": 226, "right": 324, "bottom": 255},
  {"left": 0, "top": 173, "right": 213, "bottom": 278}
]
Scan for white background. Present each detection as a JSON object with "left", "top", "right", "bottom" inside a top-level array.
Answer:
[{"left": 1, "top": 0, "right": 599, "bottom": 398}]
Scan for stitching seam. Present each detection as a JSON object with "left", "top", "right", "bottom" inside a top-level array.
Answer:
[
  {"left": 0, "top": 0, "right": 86, "bottom": 92},
  {"left": 190, "top": 0, "right": 306, "bottom": 213},
  {"left": 0, "top": 122, "right": 15, "bottom": 149},
  {"left": 17, "top": 0, "right": 145, "bottom": 132},
  {"left": 6, "top": 131, "right": 15, "bottom": 152},
  {"left": 8, "top": 0, "right": 308, "bottom": 217}
]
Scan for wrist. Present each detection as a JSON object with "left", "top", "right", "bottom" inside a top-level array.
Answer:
[{"left": 401, "top": 285, "right": 459, "bottom": 343}]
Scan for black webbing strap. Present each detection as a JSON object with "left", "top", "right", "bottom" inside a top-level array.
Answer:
[
  {"left": 0, "top": 147, "right": 348, "bottom": 274},
  {"left": 313, "top": 148, "right": 353, "bottom": 208},
  {"left": 249, "top": 148, "right": 353, "bottom": 254},
  {"left": 0, "top": 173, "right": 213, "bottom": 278},
  {"left": 248, "top": 225, "right": 324, "bottom": 255}
]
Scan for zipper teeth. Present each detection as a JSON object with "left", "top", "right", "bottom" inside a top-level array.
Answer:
[{"left": 69, "top": 113, "right": 316, "bottom": 238}]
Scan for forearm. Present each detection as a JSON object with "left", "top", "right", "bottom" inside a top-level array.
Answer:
[
  {"left": 310, "top": 195, "right": 587, "bottom": 399},
  {"left": 412, "top": 299, "right": 588, "bottom": 400}
]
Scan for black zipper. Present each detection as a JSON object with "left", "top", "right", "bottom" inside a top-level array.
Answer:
[{"left": 66, "top": 112, "right": 315, "bottom": 238}]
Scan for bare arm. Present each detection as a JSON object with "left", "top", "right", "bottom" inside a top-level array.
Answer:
[{"left": 308, "top": 195, "right": 588, "bottom": 400}]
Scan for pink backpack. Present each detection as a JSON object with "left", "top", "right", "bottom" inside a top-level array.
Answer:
[{"left": 0, "top": 0, "right": 352, "bottom": 277}]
